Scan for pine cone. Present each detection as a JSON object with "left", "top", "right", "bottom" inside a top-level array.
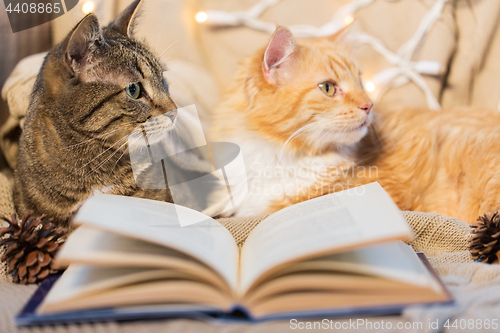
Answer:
[
  {"left": 0, "top": 212, "right": 67, "bottom": 284},
  {"left": 469, "top": 212, "right": 500, "bottom": 264}
]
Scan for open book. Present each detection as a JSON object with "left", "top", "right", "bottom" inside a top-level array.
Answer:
[{"left": 17, "top": 183, "right": 452, "bottom": 325}]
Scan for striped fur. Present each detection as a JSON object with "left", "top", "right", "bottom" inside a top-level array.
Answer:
[{"left": 14, "top": 0, "right": 177, "bottom": 226}]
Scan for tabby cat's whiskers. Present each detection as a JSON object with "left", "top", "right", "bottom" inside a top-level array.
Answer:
[
  {"left": 158, "top": 38, "right": 184, "bottom": 59},
  {"left": 15, "top": 0, "right": 177, "bottom": 226},
  {"left": 68, "top": 136, "right": 129, "bottom": 177},
  {"left": 84, "top": 139, "right": 130, "bottom": 178},
  {"left": 63, "top": 126, "right": 127, "bottom": 149},
  {"left": 154, "top": 12, "right": 170, "bottom": 52},
  {"left": 110, "top": 146, "right": 130, "bottom": 175}
]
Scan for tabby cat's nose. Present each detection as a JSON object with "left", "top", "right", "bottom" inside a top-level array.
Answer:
[
  {"left": 359, "top": 102, "right": 373, "bottom": 114},
  {"left": 166, "top": 109, "right": 177, "bottom": 122}
]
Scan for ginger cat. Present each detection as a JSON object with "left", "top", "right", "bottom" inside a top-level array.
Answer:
[{"left": 211, "top": 26, "right": 500, "bottom": 224}]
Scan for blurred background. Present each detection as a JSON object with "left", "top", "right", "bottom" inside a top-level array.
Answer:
[{"left": 1, "top": 0, "right": 500, "bottom": 170}]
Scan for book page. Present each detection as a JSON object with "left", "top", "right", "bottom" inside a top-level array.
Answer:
[
  {"left": 40, "top": 265, "right": 198, "bottom": 310},
  {"left": 240, "top": 183, "right": 413, "bottom": 293},
  {"left": 38, "top": 265, "right": 233, "bottom": 314},
  {"left": 72, "top": 194, "right": 239, "bottom": 291},
  {"left": 247, "top": 241, "right": 442, "bottom": 296},
  {"left": 55, "top": 226, "right": 231, "bottom": 292},
  {"left": 311, "top": 241, "right": 441, "bottom": 290}
]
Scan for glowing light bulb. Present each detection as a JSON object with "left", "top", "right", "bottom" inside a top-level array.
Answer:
[
  {"left": 344, "top": 15, "right": 354, "bottom": 26},
  {"left": 365, "top": 81, "right": 375, "bottom": 92},
  {"left": 82, "top": 0, "right": 96, "bottom": 14},
  {"left": 196, "top": 12, "right": 208, "bottom": 23}
]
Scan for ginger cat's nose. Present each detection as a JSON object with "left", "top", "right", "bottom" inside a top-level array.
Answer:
[{"left": 359, "top": 102, "right": 373, "bottom": 114}]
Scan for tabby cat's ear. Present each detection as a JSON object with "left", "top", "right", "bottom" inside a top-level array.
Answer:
[
  {"left": 64, "top": 13, "right": 102, "bottom": 73},
  {"left": 262, "top": 26, "right": 298, "bottom": 86},
  {"left": 107, "top": 0, "right": 143, "bottom": 38}
]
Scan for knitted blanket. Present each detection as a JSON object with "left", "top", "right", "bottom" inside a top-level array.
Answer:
[{"left": 2, "top": 199, "right": 500, "bottom": 333}]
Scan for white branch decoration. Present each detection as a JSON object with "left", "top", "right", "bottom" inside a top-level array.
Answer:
[
  {"left": 199, "top": 0, "right": 449, "bottom": 110},
  {"left": 203, "top": 0, "right": 376, "bottom": 37}
]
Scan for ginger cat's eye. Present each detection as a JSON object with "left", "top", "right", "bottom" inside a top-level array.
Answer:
[
  {"left": 125, "top": 83, "right": 141, "bottom": 99},
  {"left": 318, "top": 81, "right": 336, "bottom": 96}
]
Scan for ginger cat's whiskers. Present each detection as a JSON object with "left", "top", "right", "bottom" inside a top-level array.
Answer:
[
  {"left": 278, "top": 121, "right": 321, "bottom": 160},
  {"left": 211, "top": 26, "right": 370, "bottom": 217},
  {"left": 211, "top": 25, "right": 500, "bottom": 223}
]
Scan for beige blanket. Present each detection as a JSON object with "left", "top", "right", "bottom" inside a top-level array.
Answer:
[{"left": 3, "top": 207, "right": 500, "bottom": 333}]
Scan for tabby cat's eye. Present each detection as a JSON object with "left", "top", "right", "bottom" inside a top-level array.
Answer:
[
  {"left": 318, "top": 81, "right": 336, "bottom": 96},
  {"left": 125, "top": 83, "right": 141, "bottom": 99}
]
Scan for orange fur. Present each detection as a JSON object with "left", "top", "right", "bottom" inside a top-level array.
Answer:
[
  {"left": 270, "top": 107, "right": 500, "bottom": 224},
  {"left": 212, "top": 27, "right": 372, "bottom": 155},
  {"left": 211, "top": 27, "right": 500, "bottom": 223}
]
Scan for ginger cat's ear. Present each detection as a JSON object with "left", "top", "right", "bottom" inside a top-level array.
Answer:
[{"left": 262, "top": 26, "right": 298, "bottom": 85}]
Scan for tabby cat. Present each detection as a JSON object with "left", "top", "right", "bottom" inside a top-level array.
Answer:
[
  {"left": 211, "top": 26, "right": 500, "bottom": 224},
  {"left": 14, "top": 0, "right": 177, "bottom": 226}
]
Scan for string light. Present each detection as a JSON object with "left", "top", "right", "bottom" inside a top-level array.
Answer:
[
  {"left": 365, "top": 81, "right": 375, "bottom": 92},
  {"left": 196, "top": 12, "right": 208, "bottom": 23},
  {"left": 195, "top": 0, "right": 447, "bottom": 109},
  {"left": 81, "top": 0, "right": 96, "bottom": 14},
  {"left": 344, "top": 15, "right": 354, "bottom": 25}
]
